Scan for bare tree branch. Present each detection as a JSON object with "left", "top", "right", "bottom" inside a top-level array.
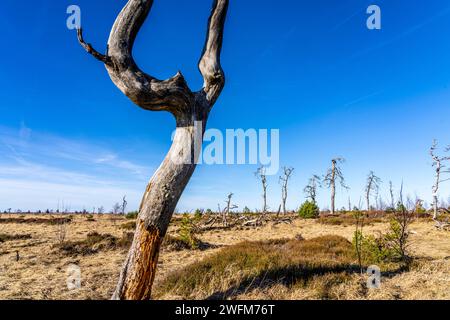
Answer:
[
  {"left": 77, "top": 28, "right": 112, "bottom": 65},
  {"left": 78, "top": 0, "right": 195, "bottom": 115},
  {"left": 198, "top": 0, "right": 229, "bottom": 107}
]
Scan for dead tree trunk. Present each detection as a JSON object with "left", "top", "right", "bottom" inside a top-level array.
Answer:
[
  {"left": 223, "top": 193, "right": 237, "bottom": 227},
  {"left": 389, "top": 181, "right": 395, "bottom": 209},
  {"left": 324, "top": 158, "right": 347, "bottom": 215},
  {"left": 365, "top": 171, "right": 381, "bottom": 213},
  {"left": 330, "top": 160, "right": 336, "bottom": 215},
  {"left": 430, "top": 140, "right": 449, "bottom": 220},
  {"left": 279, "top": 167, "right": 294, "bottom": 215},
  {"left": 77, "top": 0, "right": 229, "bottom": 300},
  {"left": 255, "top": 166, "right": 268, "bottom": 213},
  {"left": 431, "top": 141, "right": 441, "bottom": 220}
]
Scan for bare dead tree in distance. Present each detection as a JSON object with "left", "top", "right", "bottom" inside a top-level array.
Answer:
[
  {"left": 255, "top": 166, "right": 268, "bottom": 213},
  {"left": 323, "top": 158, "right": 348, "bottom": 215},
  {"left": 223, "top": 192, "right": 238, "bottom": 227},
  {"left": 430, "top": 140, "right": 450, "bottom": 220},
  {"left": 121, "top": 195, "right": 128, "bottom": 215},
  {"left": 389, "top": 181, "right": 395, "bottom": 209},
  {"left": 365, "top": 171, "right": 381, "bottom": 212},
  {"left": 76, "top": 0, "right": 229, "bottom": 300},
  {"left": 304, "top": 175, "right": 321, "bottom": 204},
  {"left": 279, "top": 167, "right": 294, "bottom": 214}
]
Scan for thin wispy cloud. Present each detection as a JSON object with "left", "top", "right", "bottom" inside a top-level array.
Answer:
[
  {"left": 0, "top": 125, "right": 150, "bottom": 179},
  {"left": 332, "top": 5, "right": 450, "bottom": 69},
  {"left": 344, "top": 90, "right": 385, "bottom": 107},
  {"left": 0, "top": 125, "right": 151, "bottom": 211}
]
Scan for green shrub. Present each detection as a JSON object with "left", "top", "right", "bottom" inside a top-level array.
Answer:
[
  {"left": 352, "top": 218, "right": 409, "bottom": 265},
  {"left": 415, "top": 204, "right": 427, "bottom": 214},
  {"left": 126, "top": 211, "right": 139, "bottom": 220},
  {"left": 352, "top": 231, "right": 396, "bottom": 264},
  {"left": 194, "top": 209, "right": 203, "bottom": 221},
  {"left": 298, "top": 201, "right": 320, "bottom": 219},
  {"left": 384, "top": 219, "right": 410, "bottom": 260},
  {"left": 179, "top": 214, "right": 199, "bottom": 250}
]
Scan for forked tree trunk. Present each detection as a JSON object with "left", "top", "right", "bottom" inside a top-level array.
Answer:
[
  {"left": 77, "top": 0, "right": 229, "bottom": 300},
  {"left": 113, "top": 115, "right": 207, "bottom": 299}
]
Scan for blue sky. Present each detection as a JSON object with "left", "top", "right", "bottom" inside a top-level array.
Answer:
[{"left": 1, "top": 0, "right": 450, "bottom": 212}]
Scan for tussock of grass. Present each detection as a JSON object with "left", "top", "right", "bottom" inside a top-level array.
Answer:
[
  {"left": 162, "top": 234, "right": 217, "bottom": 252},
  {"left": 154, "top": 236, "right": 360, "bottom": 300},
  {"left": 125, "top": 211, "right": 139, "bottom": 220},
  {"left": 120, "top": 221, "right": 136, "bottom": 230},
  {"left": 0, "top": 217, "right": 72, "bottom": 225},
  {"left": 55, "top": 232, "right": 133, "bottom": 256},
  {"left": 318, "top": 215, "right": 384, "bottom": 226},
  {"left": 0, "top": 234, "right": 32, "bottom": 243}
]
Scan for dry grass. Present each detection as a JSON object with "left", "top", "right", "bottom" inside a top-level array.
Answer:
[
  {"left": 55, "top": 231, "right": 134, "bottom": 256},
  {"left": 318, "top": 215, "right": 384, "bottom": 226},
  {"left": 0, "top": 234, "right": 32, "bottom": 243},
  {"left": 0, "top": 216, "right": 72, "bottom": 225},
  {"left": 0, "top": 213, "right": 448, "bottom": 300},
  {"left": 154, "top": 236, "right": 361, "bottom": 300}
]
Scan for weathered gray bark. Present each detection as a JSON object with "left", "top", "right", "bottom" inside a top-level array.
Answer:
[
  {"left": 389, "top": 181, "right": 395, "bottom": 209},
  {"left": 222, "top": 192, "right": 237, "bottom": 227},
  {"left": 324, "top": 158, "right": 347, "bottom": 215},
  {"left": 365, "top": 171, "right": 381, "bottom": 212},
  {"left": 77, "top": 0, "right": 229, "bottom": 300},
  {"left": 279, "top": 167, "right": 294, "bottom": 215},
  {"left": 255, "top": 166, "right": 268, "bottom": 213},
  {"left": 330, "top": 160, "right": 336, "bottom": 215},
  {"left": 430, "top": 141, "right": 443, "bottom": 220}
]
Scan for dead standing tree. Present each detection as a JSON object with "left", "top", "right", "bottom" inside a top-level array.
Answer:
[
  {"left": 323, "top": 158, "right": 348, "bottom": 215},
  {"left": 365, "top": 171, "right": 381, "bottom": 212},
  {"left": 430, "top": 140, "right": 450, "bottom": 220},
  {"left": 304, "top": 175, "right": 321, "bottom": 204},
  {"left": 76, "top": 0, "right": 229, "bottom": 300},
  {"left": 279, "top": 167, "right": 294, "bottom": 215},
  {"left": 222, "top": 192, "right": 238, "bottom": 227},
  {"left": 121, "top": 195, "right": 128, "bottom": 215},
  {"left": 389, "top": 181, "right": 395, "bottom": 209},
  {"left": 255, "top": 166, "right": 268, "bottom": 214}
]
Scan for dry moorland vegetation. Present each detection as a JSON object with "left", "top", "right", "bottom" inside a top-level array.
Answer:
[{"left": 0, "top": 212, "right": 449, "bottom": 300}]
